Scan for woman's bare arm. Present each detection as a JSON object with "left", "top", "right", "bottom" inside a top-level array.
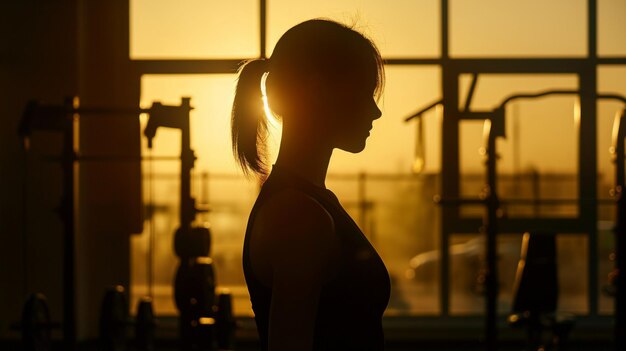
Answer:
[{"left": 254, "top": 189, "right": 339, "bottom": 351}]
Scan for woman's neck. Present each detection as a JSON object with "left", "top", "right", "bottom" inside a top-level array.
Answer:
[{"left": 273, "top": 122, "right": 333, "bottom": 189}]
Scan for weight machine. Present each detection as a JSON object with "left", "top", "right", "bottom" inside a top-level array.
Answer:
[
  {"left": 17, "top": 97, "right": 235, "bottom": 350},
  {"left": 397, "top": 0, "right": 626, "bottom": 349},
  {"left": 407, "top": 84, "right": 626, "bottom": 350}
]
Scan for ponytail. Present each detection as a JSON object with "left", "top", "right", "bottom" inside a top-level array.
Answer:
[{"left": 231, "top": 59, "right": 269, "bottom": 178}]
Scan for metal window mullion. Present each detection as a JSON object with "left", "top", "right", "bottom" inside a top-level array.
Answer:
[{"left": 584, "top": 0, "right": 599, "bottom": 317}]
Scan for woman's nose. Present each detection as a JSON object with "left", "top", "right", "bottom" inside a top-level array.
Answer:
[{"left": 371, "top": 101, "right": 382, "bottom": 120}]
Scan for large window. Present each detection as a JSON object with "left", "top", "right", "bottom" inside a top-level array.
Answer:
[{"left": 129, "top": 0, "right": 626, "bottom": 321}]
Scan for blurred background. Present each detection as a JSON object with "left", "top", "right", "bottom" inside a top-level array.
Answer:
[{"left": 1, "top": 0, "right": 626, "bottom": 350}]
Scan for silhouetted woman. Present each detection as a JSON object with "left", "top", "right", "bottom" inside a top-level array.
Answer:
[{"left": 232, "top": 19, "right": 390, "bottom": 351}]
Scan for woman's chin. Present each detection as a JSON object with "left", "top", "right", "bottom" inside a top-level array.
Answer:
[{"left": 338, "top": 139, "right": 368, "bottom": 154}]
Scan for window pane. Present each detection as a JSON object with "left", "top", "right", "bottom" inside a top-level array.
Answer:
[
  {"left": 460, "top": 74, "right": 580, "bottom": 217},
  {"left": 450, "top": 0, "right": 587, "bottom": 57},
  {"left": 458, "top": 120, "right": 485, "bottom": 218},
  {"left": 267, "top": 0, "right": 440, "bottom": 57},
  {"left": 449, "top": 234, "right": 522, "bottom": 315},
  {"left": 598, "top": 0, "right": 626, "bottom": 56},
  {"left": 558, "top": 235, "right": 589, "bottom": 313},
  {"left": 130, "top": 0, "right": 259, "bottom": 59},
  {"left": 449, "top": 233, "right": 588, "bottom": 315},
  {"left": 364, "top": 175, "right": 441, "bottom": 315}
]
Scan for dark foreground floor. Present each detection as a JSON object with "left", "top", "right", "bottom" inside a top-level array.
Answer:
[
  {"left": 1, "top": 317, "right": 615, "bottom": 351},
  {"left": 0, "top": 339, "right": 614, "bottom": 351}
]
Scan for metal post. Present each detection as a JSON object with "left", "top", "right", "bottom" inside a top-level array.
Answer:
[
  {"left": 483, "top": 108, "right": 504, "bottom": 351},
  {"left": 179, "top": 97, "right": 195, "bottom": 228},
  {"left": 612, "top": 109, "right": 626, "bottom": 351},
  {"left": 260, "top": 0, "right": 267, "bottom": 59},
  {"left": 61, "top": 97, "right": 77, "bottom": 351},
  {"left": 585, "top": 0, "right": 600, "bottom": 319}
]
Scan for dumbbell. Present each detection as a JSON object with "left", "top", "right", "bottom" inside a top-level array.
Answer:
[
  {"left": 215, "top": 292, "right": 236, "bottom": 350},
  {"left": 99, "top": 286, "right": 157, "bottom": 351},
  {"left": 12, "top": 293, "right": 61, "bottom": 351}
]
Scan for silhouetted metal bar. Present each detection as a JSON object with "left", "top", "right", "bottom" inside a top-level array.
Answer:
[
  {"left": 589, "top": 0, "right": 597, "bottom": 59},
  {"left": 450, "top": 218, "right": 589, "bottom": 234},
  {"left": 404, "top": 99, "right": 441, "bottom": 122},
  {"left": 437, "top": 197, "right": 613, "bottom": 206},
  {"left": 599, "top": 94, "right": 626, "bottom": 105},
  {"left": 484, "top": 108, "right": 505, "bottom": 351},
  {"left": 611, "top": 109, "right": 626, "bottom": 351},
  {"left": 497, "top": 90, "right": 579, "bottom": 108},
  {"left": 130, "top": 58, "right": 626, "bottom": 75},
  {"left": 260, "top": 0, "right": 266, "bottom": 58},
  {"left": 463, "top": 74, "right": 478, "bottom": 112},
  {"left": 61, "top": 97, "right": 77, "bottom": 351},
  {"left": 143, "top": 97, "right": 196, "bottom": 226},
  {"left": 598, "top": 58, "right": 626, "bottom": 64},
  {"left": 498, "top": 91, "right": 626, "bottom": 108},
  {"left": 439, "top": 0, "right": 455, "bottom": 319},
  {"left": 441, "top": 0, "right": 448, "bottom": 60},
  {"left": 584, "top": 0, "right": 601, "bottom": 334},
  {"left": 76, "top": 155, "right": 180, "bottom": 161},
  {"left": 133, "top": 60, "right": 242, "bottom": 74},
  {"left": 406, "top": 91, "right": 626, "bottom": 123},
  {"left": 449, "top": 58, "right": 586, "bottom": 73},
  {"left": 18, "top": 97, "right": 78, "bottom": 350},
  {"left": 383, "top": 58, "right": 445, "bottom": 65},
  {"left": 458, "top": 111, "right": 493, "bottom": 120},
  {"left": 384, "top": 57, "right": 626, "bottom": 66},
  {"left": 581, "top": 65, "right": 600, "bottom": 319}
]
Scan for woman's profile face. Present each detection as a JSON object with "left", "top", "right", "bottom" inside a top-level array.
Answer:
[{"left": 321, "top": 71, "right": 382, "bottom": 153}]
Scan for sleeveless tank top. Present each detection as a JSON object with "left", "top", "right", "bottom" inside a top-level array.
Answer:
[{"left": 242, "top": 164, "right": 391, "bottom": 350}]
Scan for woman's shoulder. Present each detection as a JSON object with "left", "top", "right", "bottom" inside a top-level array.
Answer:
[
  {"left": 255, "top": 186, "right": 334, "bottom": 235},
  {"left": 251, "top": 186, "right": 341, "bottom": 279}
]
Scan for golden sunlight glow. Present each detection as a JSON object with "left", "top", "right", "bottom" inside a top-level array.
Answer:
[
  {"left": 198, "top": 317, "right": 216, "bottom": 325},
  {"left": 412, "top": 117, "right": 425, "bottom": 174},
  {"left": 261, "top": 72, "right": 281, "bottom": 130},
  {"left": 480, "top": 119, "right": 492, "bottom": 157},
  {"left": 574, "top": 98, "right": 581, "bottom": 128},
  {"left": 128, "top": 0, "right": 626, "bottom": 319},
  {"left": 139, "top": 112, "right": 148, "bottom": 125},
  {"left": 435, "top": 104, "right": 443, "bottom": 124},
  {"left": 610, "top": 110, "right": 622, "bottom": 157}
]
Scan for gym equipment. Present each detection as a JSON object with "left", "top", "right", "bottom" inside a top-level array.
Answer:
[
  {"left": 508, "top": 232, "right": 575, "bottom": 351},
  {"left": 134, "top": 297, "right": 156, "bottom": 351},
  {"left": 17, "top": 97, "right": 194, "bottom": 350},
  {"left": 414, "top": 90, "right": 626, "bottom": 350},
  {"left": 98, "top": 286, "right": 158, "bottom": 351},
  {"left": 428, "top": 102, "right": 505, "bottom": 350},
  {"left": 99, "top": 286, "right": 129, "bottom": 351},
  {"left": 610, "top": 108, "right": 626, "bottom": 350},
  {"left": 142, "top": 98, "right": 220, "bottom": 350},
  {"left": 215, "top": 292, "right": 236, "bottom": 350},
  {"left": 21, "top": 293, "right": 53, "bottom": 351},
  {"left": 19, "top": 97, "right": 78, "bottom": 349},
  {"left": 12, "top": 293, "right": 61, "bottom": 351},
  {"left": 399, "top": 1, "right": 626, "bottom": 347}
]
